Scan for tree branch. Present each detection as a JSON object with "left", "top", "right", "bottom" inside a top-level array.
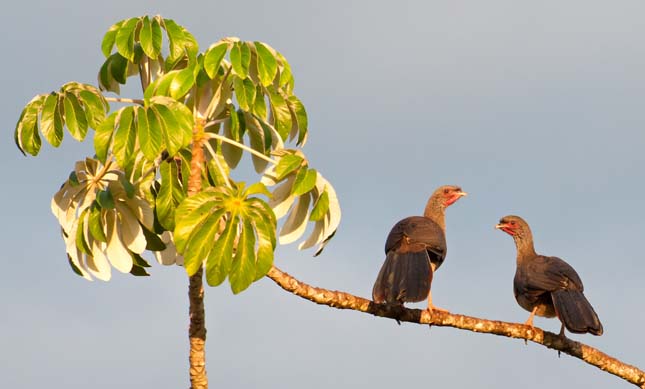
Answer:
[{"left": 266, "top": 265, "right": 645, "bottom": 388}]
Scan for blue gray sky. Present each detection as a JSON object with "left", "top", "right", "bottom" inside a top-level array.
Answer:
[{"left": 2, "top": 1, "right": 644, "bottom": 388}]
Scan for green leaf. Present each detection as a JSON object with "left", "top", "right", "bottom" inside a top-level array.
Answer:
[
  {"left": 244, "top": 182, "right": 272, "bottom": 198},
  {"left": 98, "top": 55, "right": 120, "bottom": 93},
  {"left": 206, "top": 154, "right": 231, "bottom": 188},
  {"left": 132, "top": 253, "right": 152, "bottom": 268},
  {"left": 233, "top": 76, "right": 256, "bottom": 112},
  {"left": 94, "top": 112, "right": 116, "bottom": 162},
  {"left": 163, "top": 18, "right": 198, "bottom": 69},
  {"left": 221, "top": 117, "right": 243, "bottom": 168},
  {"left": 101, "top": 20, "right": 123, "bottom": 57},
  {"left": 140, "top": 224, "right": 167, "bottom": 251},
  {"left": 144, "top": 70, "right": 176, "bottom": 98},
  {"left": 156, "top": 160, "right": 185, "bottom": 231},
  {"left": 276, "top": 51, "right": 294, "bottom": 91},
  {"left": 138, "top": 107, "right": 162, "bottom": 161},
  {"left": 292, "top": 168, "right": 317, "bottom": 196},
  {"left": 204, "top": 41, "right": 229, "bottom": 79},
  {"left": 97, "top": 189, "right": 115, "bottom": 209},
  {"left": 267, "top": 88, "right": 292, "bottom": 140},
  {"left": 15, "top": 95, "right": 45, "bottom": 156},
  {"left": 68, "top": 254, "right": 84, "bottom": 277},
  {"left": 174, "top": 196, "right": 219, "bottom": 252},
  {"left": 110, "top": 53, "right": 129, "bottom": 84},
  {"left": 40, "top": 93, "right": 63, "bottom": 147},
  {"left": 253, "top": 87, "right": 267, "bottom": 119},
  {"left": 151, "top": 103, "right": 182, "bottom": 157},
  {"left": 129, "top": 263, "right": 150, "bottom": 276},
  {"left": 309, "top": 190, "right": 329, "bottom": 221},
  {"left": 230, "top": 41, "right": 250, "bottom": 79},
  {"left": 68, "top": 170, "right": 81, "bottom": 186},
  {"left": 256, "top": 118, "right": 274, "bottom": 152},
  {"left": 288, "top": 96, "right": 308, "bottom": 145},
  {"left": 229, "top": 218, "right": 256, "bottom": 294},
  {"left": 150, "top": 18, "right": 163, "bottom": 57},
  {"left": 139, "top": 16, "right": 159, "bottom": 58},
  {"left": 254, "top": 42, "right": 278, "bottom": 87},
  {"left": 88, "top": 205, "right": 107, "bottom": 243},
  {"left": 205, "top": 214, "right": 238, "bottom": 287},
  {"left": 78, "top": 90, "right": 107, "bottom": 129},
  {"left": 252, "top": 211, "right": 275, "bottom": 280},
  {"left": 115, "top": 17, "right": 139, "bottom": 61},
  {"left": 274, "top": 154, "right": 303, "bottom": 180},
  {"left": 76, "top": 211, "right": 92, "bottom": 255},
  {"left": 169, "top": 65, "right": 195, "bottom": 99},
  {"left": 119, "top": 174, "right": 135, "bottom": 198},
  {"left": 63, "top": 92, "right": 89, "bottom": 141},
  {"left": 113, "top": 106, "right": 136, "bottom": 168},
  {"left": 183, "top": 207, "right": 227, "bottom": 276},
  {"left": 228, "top": 106, "right": 241, "bottom": 141}
]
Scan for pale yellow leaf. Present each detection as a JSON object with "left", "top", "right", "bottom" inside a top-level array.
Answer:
[
  {"left": 269, "top": 176, "right": 296, "bottom": 219},
  {"left": 153, "top": 231, "right": 184, "bottom": 266},
  {"left": 115, "top": 202, "right": 146, "bottom": 254},
  {"left": 297, "top": 173, "right": 341, "bottom": 252},
  {"left": 298, "top": 219, "right": 325, "bottom": 250},
  {"left": 86, "top": 240, "right": 112, "bottom": 281},
  {"left": 63, "top": 225, "right": 92, "bottom": 280},
  {"left": 279, "top": 193, "right": 311, "bottom": 245},
  {"left": 104, "top": 210, "right": 133, "bottom": 273}
]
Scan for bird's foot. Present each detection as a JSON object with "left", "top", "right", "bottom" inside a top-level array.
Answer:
[
  {"left": 558, "top": 324, "right": 568, "bottom": 341},
  {"left": 523, "top": 317, "right": 535, "bottom": 345}
]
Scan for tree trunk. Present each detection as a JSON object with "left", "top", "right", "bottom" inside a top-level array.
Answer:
[
  {"left": 187, "top": 118, "right": 208, "bottom": 388},
  {"left": 188, "top": 267, "right": 207, "bottom": 389}
]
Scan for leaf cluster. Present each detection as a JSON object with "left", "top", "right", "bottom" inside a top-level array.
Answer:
[{"left": 14, "top": 15, "right": 341, "bottom": 293}]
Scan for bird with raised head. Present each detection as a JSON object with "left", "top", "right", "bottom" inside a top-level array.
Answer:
[
  {"left": 496, "top": 215, "right": 603, "bottom": 336},
  {"left": 372, "top": 185, "right": 467, "bottom": 312}
]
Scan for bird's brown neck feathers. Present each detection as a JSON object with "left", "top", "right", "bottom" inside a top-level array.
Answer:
[
  {"left": 512, "top": 228, "right": 537, "bottom": 263},
  {"left": 423, "top": 200, "right": 446, "bottom": 230}
]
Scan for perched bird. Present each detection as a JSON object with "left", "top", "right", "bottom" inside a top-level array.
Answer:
[
  {"left": 372, "top": 185, "right": 466, "bottom": 312},
  {"left": 496, "top": 215, "right": 603, "bottom": 336}
]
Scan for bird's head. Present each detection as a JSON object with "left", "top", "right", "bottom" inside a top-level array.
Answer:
[
  {"left": 431, "top": 185, "right": 468, "bottom": 208},
  {"left": 495, "top": 215, "right": 531, "bottom": 238}
]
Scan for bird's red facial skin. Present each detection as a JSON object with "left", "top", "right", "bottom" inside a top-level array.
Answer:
[
  {"left": 499, "top": 225, "right": 516, "bottom": 236},
  {"left": 444, "top": 195, "right": 460, "bottom": 207},
  {"left": 443, "top": 190, "right": 466, "bottom": 207}
]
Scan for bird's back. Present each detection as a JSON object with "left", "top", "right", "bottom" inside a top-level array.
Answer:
[{"left": 385, "top": 216, "right": 447, "bottom": 270}]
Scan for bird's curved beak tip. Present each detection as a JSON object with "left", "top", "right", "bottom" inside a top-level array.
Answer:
[
  {"left": 458, "top": 191, "right": 468, "bottom": 197},
  {"left": 495, "top": 223, "right": 504, "bottom": 230}
]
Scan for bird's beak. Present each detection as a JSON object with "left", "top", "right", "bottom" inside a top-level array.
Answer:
[
  {"left": 496, "top": 223, "right": 515, "bottom": 236},
  {"left": 456, "top": 191, "right": 468, "bottom": 197}
]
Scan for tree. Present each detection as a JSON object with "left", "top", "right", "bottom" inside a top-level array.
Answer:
[
  {"left": 14, "top": 14, "right": 645, "bottom": 389},
  {"left": 14, "top": 15, "right": 339, "bottom": 389}
]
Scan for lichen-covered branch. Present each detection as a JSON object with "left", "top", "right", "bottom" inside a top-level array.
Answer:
[
  {"left": 266, "top": 265, "right": 645, "bottom": 388},
  {"left": 187, "top": 118, "right": 208, "bottom": 389}
]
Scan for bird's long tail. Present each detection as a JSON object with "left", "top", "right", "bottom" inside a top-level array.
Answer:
[
  {"left": 372, "top": 250, "right": 432, "bottom": 304},
  {"left": 552, "top": 290, "right": 603, "bottom": 335}
]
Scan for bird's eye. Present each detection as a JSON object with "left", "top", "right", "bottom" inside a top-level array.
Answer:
[
  {"left": 443, "top": 189, "right": 449, "bottom": 194},
  {"left": 510, "top": 221, "right": 516, "bottom": 226}
]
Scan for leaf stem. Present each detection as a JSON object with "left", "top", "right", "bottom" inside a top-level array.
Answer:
[
  {"left": 204, "top": 132, "right": 277, "bottom": 165},
  {"left": 203, "top": 140, "right": 233, "bottom": 188},
  {"left": 104, "top": 97, "right": 145, "bottom": 105}
]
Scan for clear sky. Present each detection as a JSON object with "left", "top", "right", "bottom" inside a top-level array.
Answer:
[{"left": 2, "top": 1, "right": 644, "bottom": 388}]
